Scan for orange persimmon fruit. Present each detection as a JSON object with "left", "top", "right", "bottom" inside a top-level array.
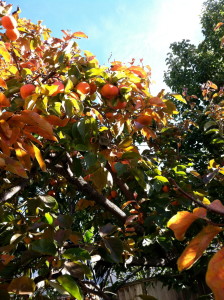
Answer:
[
  {"left": 1, "top": 15, "right": 17, "bottom": 29},
  {"left": 20, "top": 84, "right": 36, "bottom": 99}
]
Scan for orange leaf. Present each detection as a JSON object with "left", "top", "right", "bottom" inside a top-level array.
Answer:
[
  {"left": 178, "top": 225, "right": 222, "bottom": 271},
  {"left": 76, "top": 198, "right": 95, "bottom": 211},
  {"left": 0, "top": 119, "right": 12, "bottom": 139},
  {"left": 0, "top": 78, "right": 7, "bottom": 89},
  {"left": 90, "top": 108, "right": 104, "bottom": 123},
  {"left": 0, "top": 153, "right": 27, "bottom": 178},
  {"left": 73, "top": 31, "right": 88, "bottom": 39},
  {"left": 0, "top": 140, "right": 11, "bottom": 156},
  {"left": 8, "top": 127, "right": 21, "bottom": 145},
  {"left": 167, "top": 207, "right": 207, "bottom": 241},
  {"left": 214, "top": 22, "right": 224, "bottom": 31},
  {"left": 0, "top": 92, "right": 10, "bottom": 107},
  {"left": 128, "top": 66, "right": 147, "bottom": 78},
  {"left": 43, "top": 115, "right": 70, "bottom": 127},
  {"left": 121, "top": 200, "right": 137, "bottom": 209},
  {"left": 24, "top": 125, "right": 58, "bottom": 141},
  {"left": 206, "top": 247, "right": 224, "bottom": 300},
  {"left": 148, "top": 97, "right": 166, "bottom": 107},
  {"left": 21, "top": 110, "right": 54, "bottom": 136},
  {"left": 31, "top": 142, "right": 46, "bottom": 172},
  {"left": 15, "top": 145, "right": 32, "bottom": 171},
  {"left": 1, "top": 254, "right": 14, "bottom": 265},
  {"left": 141, "top": 127, "right": 156, "bottom": 139}
]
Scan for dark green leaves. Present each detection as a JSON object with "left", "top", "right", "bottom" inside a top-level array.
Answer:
[{"left": 31, "top": 239, "right": 57, "bottom": 255}]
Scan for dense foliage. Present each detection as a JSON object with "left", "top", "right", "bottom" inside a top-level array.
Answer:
[
  {"left": 164, "top": 0, "right": 224, "bottom": 97},
  {"left": 0, "top": 1, "right": 223, "bottom": 300}
]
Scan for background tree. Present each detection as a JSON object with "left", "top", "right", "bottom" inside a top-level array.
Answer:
[{"left": 164, "top": 0, "right": 224, "bottom": 97}]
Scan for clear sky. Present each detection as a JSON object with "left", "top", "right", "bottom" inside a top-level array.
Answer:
[{"left": 9, "top": 0, "right": 204, "bottom": 94}]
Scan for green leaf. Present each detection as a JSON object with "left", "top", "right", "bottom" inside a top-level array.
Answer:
[
  {"left": 39, "top": 195, "right": 58, "bottom": 210},
  {"left": 91, "top": 167, "right": 108, "bottom": 191},
  {"left": 62, "top": 248, "right": 91, "bottom": 261},
  {"left": 31, "top": 239, "right": 57, "bottom": 255},
  {"left": 65, "top": 78, "right": 74, "bottom": 93},
  {"left": 131, "top": 168, "right": 146, "bottom": 189},
  {"left": 154, "top": 176, "right": 169, "bottom": 183},
  {"left": 122, "top": 151, "right": 140, "bottom": 159},
  {"left": 204, "top": 121, "right": 217, "bottom": 131},
  {"left": 57, "top": 275, "right": 83, "bottom": 300},
  {"left": 103, "top": 237, "right": 123, "bottom": 263},
  {"left": 56, "top": 215, "right": 73, "bottom": 229},
  {"left": 45, "top": 212, "right": 53, "bottom": 225}
]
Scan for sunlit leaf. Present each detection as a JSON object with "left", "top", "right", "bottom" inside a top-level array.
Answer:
[
  {"left": 73, "top": 31, "right": 88, "bottom": 38},
  {"left": 32, "top": 143, "right": 46, "bottom": 172},
  {"left": 178, "top": 225, "right": 222, "bottom": 271},
  {"left": 167, "top": 207, "right": 207, "bottom": 241},
  {"left": 170, "top": 94, "right": 187, "bottom": 104},
  {"left": 0, "top": 42, "right": 11, "bottom": 62},
  {"left": 57, "top": 275, "right": 83, "bottom": 300},
  {"left": 206, "top": 247, "right": 224, "bottom": 300},
  {"left": 0, "top": 78, "right": 7, "bottom": 89}
]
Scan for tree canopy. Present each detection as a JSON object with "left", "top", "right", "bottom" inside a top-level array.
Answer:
[
  {"left": 164, "top": 0, "right": 224, "bottom": 97},
  {"left": 0, "top": 1, "right": 223, "bottom": 300}
]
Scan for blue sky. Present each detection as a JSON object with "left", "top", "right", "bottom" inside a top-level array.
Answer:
[{"left": 9, "top": 0, "right": 204, "bottom": 94}]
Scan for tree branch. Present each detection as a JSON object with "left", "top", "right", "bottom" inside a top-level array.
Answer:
[
  {"left": 46, "top": 159, "right": 127, "bottom": 224},
  {"left": 169, "top": 177, "right": 224, "bottom": 217}
]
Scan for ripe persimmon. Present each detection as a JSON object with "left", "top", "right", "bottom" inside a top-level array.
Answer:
[
  {"left": 76, "top": 82, "right": 90, "bottom": 94},
  {"left": 111, "top": 101, "right": 127, "bottom": 110},
  {"left": 162, "top": 185, "right": 170, "bottom": 193},
  {"left": 111, "top": 190, "right": 118, "bottom": 198},
  {"left": 105, "top": 112, "right": 115, "bottom": 119},
  {"left": 51, "top": 81, "right": 64, "bottom": 96},
  {"left": 5, "top": 28, "right": 20, "bottom": 41},
  {"left": 47, "top": 190, "right": 56, "bottom": 196},
  {"left": 49, "top": 179, "right": 57, "bottom": 186},
  {"left": 0, "top": 93, "right": 10, "bottom": 107},
  {"left": 20, "top": 84, "right": 35, "bottom": 99},
  {"left": 1, "top": 15, "right": 17, "bottom": 29},
  {"left": 101, "top": 84, "right": 119, "bottom": 99}
]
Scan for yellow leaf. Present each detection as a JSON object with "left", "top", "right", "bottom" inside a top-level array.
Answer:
[
  {"left": 178, "top": 225, "right": 222, "bottom": 271},
  {"left": 141, "top": 127, "right": 156, "bottom": 139},
  {"left": 32, "top": 143, "right": 46, "bottom": 172},
  {"left": 206, "top": 247, "right": 224, "bottom": 300},
  {"left": 0, "top": 42, "right": 11, "bottom": 62},
  {"left": 170, "top": 94, "right": 187, "bottom": 104},
  {"left": 167, "top": 207, "right": 207, "bottom": 241},
  {"left": 73, "top": 31, "right": 88, "bottom": 38}
]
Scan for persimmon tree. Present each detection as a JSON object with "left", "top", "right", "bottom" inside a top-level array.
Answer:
[{"left": 0, "top": 2, "right": 223, "bottom": 300}]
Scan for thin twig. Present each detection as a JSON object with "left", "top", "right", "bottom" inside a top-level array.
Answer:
[{"left": 169, "top": 177, "right": 224, "bottom": 217}]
